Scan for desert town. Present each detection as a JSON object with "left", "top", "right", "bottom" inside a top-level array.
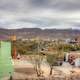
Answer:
[
  {"left": 0, "top": 35, "right": 80, "bottom": 80},
  {"left": 0, "top": 0, "right": 80, "bottom": 80}
]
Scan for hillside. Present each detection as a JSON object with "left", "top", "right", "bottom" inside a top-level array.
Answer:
[{"left": 0, "top": 28, "right": 80, "bottom": 40}]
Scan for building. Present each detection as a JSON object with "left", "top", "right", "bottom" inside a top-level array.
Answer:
[
  {"left": 69, "top": 36, "right": 80, "bottom": 44},
  {"left": 66, "top": 51, "right": 80, "bottom": 65},
  {"left": 0, "top": 41, "right": 13, "bottom": 79}
]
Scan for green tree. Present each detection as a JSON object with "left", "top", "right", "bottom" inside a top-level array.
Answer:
[{"left": 47, "top": 54, "right": 58, "bottom": 75}]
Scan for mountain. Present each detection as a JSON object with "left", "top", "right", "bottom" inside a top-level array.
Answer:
[{"left": 0, "top": 28, "right": 80, "bottom": 40}]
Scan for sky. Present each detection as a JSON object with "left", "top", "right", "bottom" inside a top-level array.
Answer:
[{"left": 0, "top": 0, "right": 80, "bottom": 29}]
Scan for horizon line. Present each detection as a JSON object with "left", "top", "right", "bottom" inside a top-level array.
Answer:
[{"left": 0, "top": 27, "right": 80, "bottom": 30}]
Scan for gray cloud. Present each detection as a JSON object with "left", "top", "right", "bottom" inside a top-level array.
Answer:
[
  {"left": 71, "top": 22, "right": 80, "bottom": 27},
  {"left": 0, "top": 0, "right": 80, "bottom": 29},
  {"left": 50, "top": 0, "right": 80, "bottom": 11},
  {"left": 0, "top": 0, "right": 80, "bottom": 12}
]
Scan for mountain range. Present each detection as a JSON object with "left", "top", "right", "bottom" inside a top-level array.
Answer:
[{"left": 0, "top": 28, "right": 80, "bottom": 40}]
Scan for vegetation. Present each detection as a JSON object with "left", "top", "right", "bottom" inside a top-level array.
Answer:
[
  {"left": 47, "top": 54, "right": 58, "bottom": 75},
  {"left": 12, "top": 40, "right": 80, "bottom": 56},
  {"left": 12, "top": 39, "right": 80, "bottom": 77},
  {"left": 29, "top": 54, "right": 44, "bottom": 77},
  {"left": 46, "top": 43, "right": 64, "bottom": 75}
]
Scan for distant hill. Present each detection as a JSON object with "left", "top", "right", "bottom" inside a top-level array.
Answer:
[{"left": 0, "top": 28, "right": 80, "bottom": 40}]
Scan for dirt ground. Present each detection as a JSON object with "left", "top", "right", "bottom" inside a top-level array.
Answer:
[
  {"left": 2, "top": 55, "right": 78, "bottom": 80},
  {"left": 12, "top": 58, "right": 80, "bottom": 80}
]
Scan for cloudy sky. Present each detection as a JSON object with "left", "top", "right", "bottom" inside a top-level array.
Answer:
[{"left": 0, "top": 0, "right": 80, "bottom": 29}]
